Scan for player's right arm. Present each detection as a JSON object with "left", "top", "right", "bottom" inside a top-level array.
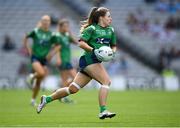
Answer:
[
  {"left": 23, "top": 35, "right": 32, "bottom": 56},
  {"left": 79, "top": 25, "right": 94, "bottom": 52},
  {"left": 78, "top": 40, "right": 93, "bottom": 52},
  {"left": 23, "top": 30, "right": 35, "bottom": 56}
]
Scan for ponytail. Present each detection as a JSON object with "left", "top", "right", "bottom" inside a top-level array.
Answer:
[{"left": 80, "top": 7, "right": 109, "bottom": 33}]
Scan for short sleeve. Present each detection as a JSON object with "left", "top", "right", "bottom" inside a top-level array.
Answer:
[
  {"left": 110, "top": 28, "right": 116, "bottom": 46},
  {"left": 51, "top": 34, "right": 56, "bottom": 44},
  {"left": 69, "top": 35, "right": 74, "bottom": 43},
  {"left": 80, "top": 25, "right": 95, "bottom": 42},
  {"left": 27, "top": 28, "right": 38, "bottom": 38},
  {"left": 51, "top": 33, "right": 61, "bottom": 45},
  {"left": 66, "top": 32, "right": 73, "bottom": 43},
  {"left": 26, "top": 30, "right": 35, "bottom": 38}
]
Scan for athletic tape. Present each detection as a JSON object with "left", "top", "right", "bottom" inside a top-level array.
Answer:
[
  {"left": 71, "top": 82, "right": 81, "bottom": 90},
  {"left": 101, "top": 85, "right": 110, "bottom": 89},
  {"left": 65, "top": 87, "right": 71, "bottom": 95}
]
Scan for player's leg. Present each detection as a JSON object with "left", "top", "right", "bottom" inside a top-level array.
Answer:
[
  {"left": 62, "top": 69, "right": 77, "bottom": 103},
  {"left": 60, "top": 68, "right": 77, "bottom": 88},
  {"left": 60, "top": 64, "right": 77, "bottom": 87},
  {"left": 31, "top": 62, "right": 47, "bottom": 106},
  {"left": 59, "top": 66, "right": 77, "bottom": 103},
  {"left": 26, "top": 58, "right": 47, "bottom": 87},
  {"left": 37, "top": 72, "right": 92, "bottom": 113},
  {"left": 84, "top": 63, "right": 116, "bottom": 119},
  {"left": 32, "top": 62, "right": 47, "bottom": 79},
  {"left": 59, "top": 70, "right": 74, "bottom": 103},
  {"left": 51, "top": 72, "right": 91, "bottom": 100},
  {"left": 58, "top": 63, "right": 75, "bottom": 88},
  {"left": 68, "top": 68, "right": 77, "bottom": 79},
  {"left": 84, "top": 63, "right": 111, "bottom": 107},
  {"left": 31, "top": 77, "right": 42, "bottom": 106},
  {"left": 60, "top": 70, "right": 69, "bottom": 87},
  {"left": 43, "top": 66, "right": 49, "bottom": 76}
]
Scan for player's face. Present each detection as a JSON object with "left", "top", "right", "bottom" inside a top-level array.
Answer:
[
  {"left": 41, "top": 17, "right": 51, "bottom": 29},
  {"left": 61, "top": 23, "right": 70, "bottom": 32},
  {"left": 101, "top": 11, "right": 112, "bottom": 26}
]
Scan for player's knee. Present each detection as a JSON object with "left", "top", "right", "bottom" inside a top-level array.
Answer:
[
  {"left": 69, "top": 82, "right": 81, "bottom": 94},
  {"left": 37, "top": 70, "right": 46, "bottom": 78},
  {"left": 33, "top": 83, "right": 40, "bottom": 88},
  {"left": 102, "top": 78, "right": 111, "bottom": 86},
  {"left": 69, "top": 86, "right": 79, "bottom": 94}
]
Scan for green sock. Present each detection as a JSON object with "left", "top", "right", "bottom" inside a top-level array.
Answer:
[
  {"left": 46, "top": 96, "right": 53, "bottom": 103},
  {"left": 100, "top": 106, "right": 107, "bottom": 113}
]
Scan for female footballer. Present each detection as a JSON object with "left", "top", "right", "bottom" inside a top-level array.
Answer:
[
  {"left": 37, "top": 7, "right": 117, "bottom": 119},
  {"left": 52, "top": 19, "right": 78, "bottom": 103},
  {"left": 23, "top": 15, "right": 60, "bottom": 106}
]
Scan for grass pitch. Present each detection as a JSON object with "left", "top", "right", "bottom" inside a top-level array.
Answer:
[{"left": 0, "top": 89, "right": 180, "bottom": 127}]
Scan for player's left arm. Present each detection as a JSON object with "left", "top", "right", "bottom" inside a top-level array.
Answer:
[
  {"left": 110, "top": 28, "right": 117, "bottom": 53},
  {"left": 46, "top": 34, "right": 60, "bottom": 62},
  {"left": 56, "top": 46, "right": 62, "bottom": 66},
  {"left": 110, "top": 27, "right": 117, "bottom": 57},
  {"left": 111, "top": 46, "right": 117, "bottom": 53},
  {"left": 23, "top": 30, "right": 35, "bottom": 56},
  {"left": 46, "top": 44, "right": 60, "bottom": 62},
  {"left": 51, "top": 44, "right": 61, "bottom": 56},
  {"left": 69, "top": 32, "right": 79, "bottom": 45}
]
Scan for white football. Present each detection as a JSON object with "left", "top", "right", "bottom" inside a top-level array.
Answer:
[{"left": 95, "top": 46, "right": 113, "bottom": 62}]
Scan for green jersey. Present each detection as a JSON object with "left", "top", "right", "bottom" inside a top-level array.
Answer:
[
  {"left": 79, "top": 24, "right": 116, "bottom": 66},
  {"left": 51, "top": 32, "right": 73, "bottom": 63},
  {"left": 80, "top": 24, "right": 116, "bottom": 56},
  {"left": 27, "top": 28, "right": 53, "bottom": 58}
]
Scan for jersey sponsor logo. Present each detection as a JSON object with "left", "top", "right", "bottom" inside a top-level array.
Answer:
[{"left": 96, "top": 38, "right": 111, "bottom": 44}]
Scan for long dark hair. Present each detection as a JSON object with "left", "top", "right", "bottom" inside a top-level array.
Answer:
[{"left": 80, "top": 7, "right": 109, "bottom": 32}]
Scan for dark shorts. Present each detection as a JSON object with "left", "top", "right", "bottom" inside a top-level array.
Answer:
[
  {"left": 59, "top": 62, "right": 73, "bottom": 70},
  {"left": 79, "top": 52, "right": 101, "bottom": 70},
  {"left": 31, "top": 55, "right": 47, "bottom": 66}
]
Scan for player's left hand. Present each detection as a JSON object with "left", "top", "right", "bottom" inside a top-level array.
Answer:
[
  {"left": 46, "top": 54, "right": 52, "bottom": 62},
  {"left": 112, "top": 51, "right": 116, "bottom": 59},
  {"left": 56, "top": 58, "right": 62, "bottom": 66}
]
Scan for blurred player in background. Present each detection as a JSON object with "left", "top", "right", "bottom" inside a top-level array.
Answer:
[
  {"left": 51, "top": 19, "right": 78, "bottom": 103},
  {"left": 23, "top": 15, "right": 60, "bottom": 106},
  {"left": 37, "top": 7, "right": 117, "bottom": 119}
]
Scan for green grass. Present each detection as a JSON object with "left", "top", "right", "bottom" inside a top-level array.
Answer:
[{"left": 0, "top": 89, "right": 180, "bottom": 127}]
